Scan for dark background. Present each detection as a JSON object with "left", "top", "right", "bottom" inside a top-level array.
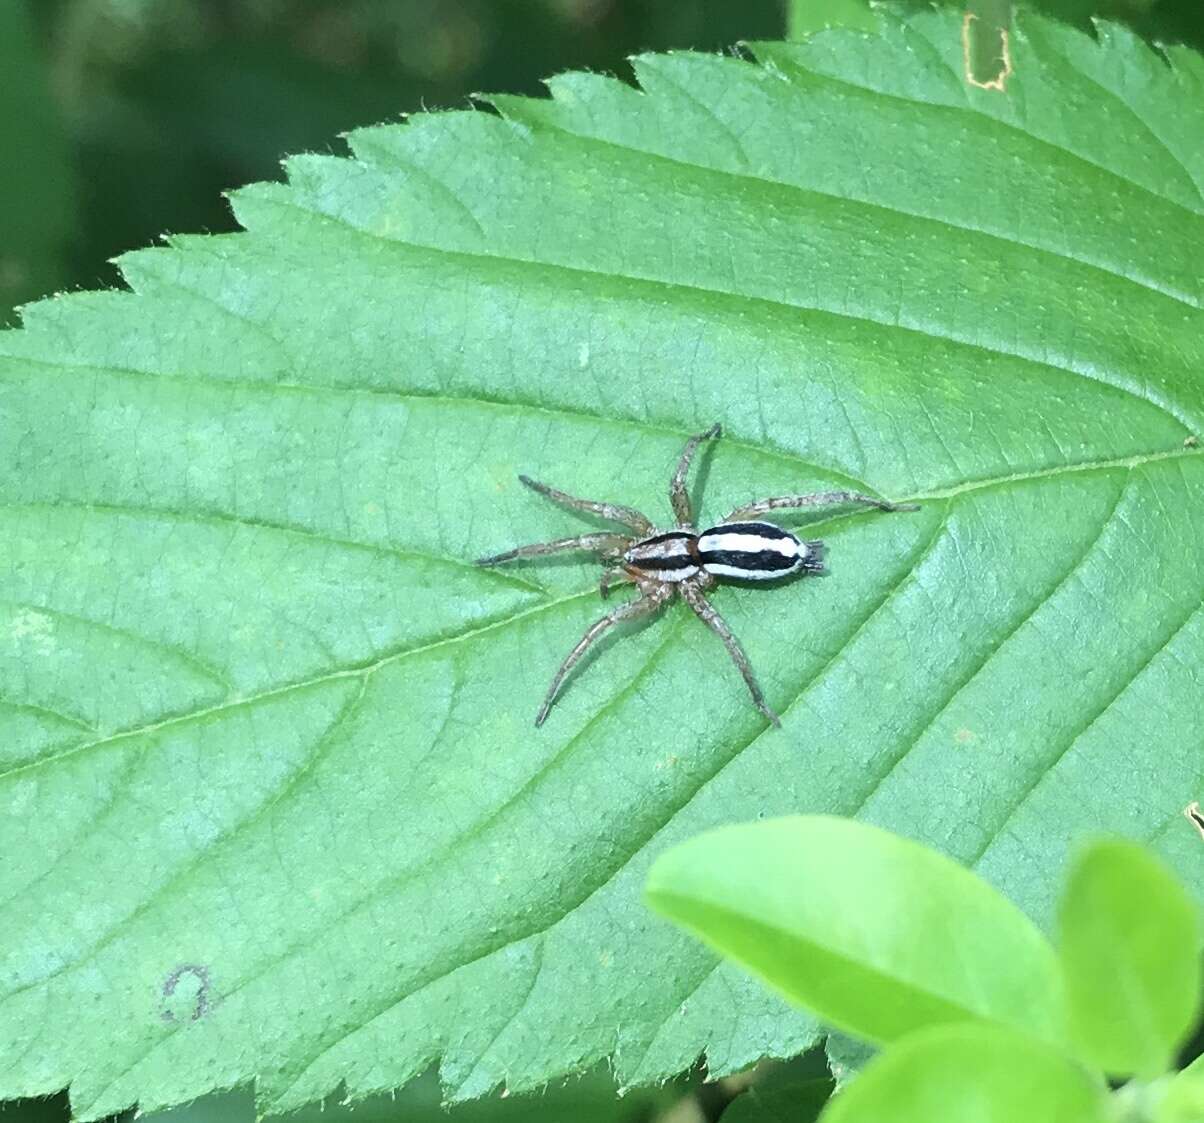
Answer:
[{"left": 2, "top": 0, "right": 1203, "bottom": 327}]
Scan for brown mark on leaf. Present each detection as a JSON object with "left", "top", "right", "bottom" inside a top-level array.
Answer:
[
  {"left": 1185, "top": 802, "right": 1204, "bottom": 840},
  {"left": 160, "top": 964, "right": 213, "bottom": 1023},
  {"left": 954, "top": 727, "right": 976, "bottom": 745},
  {"left": 962, "top": 11, "right": 1013, "bottom": 92}
]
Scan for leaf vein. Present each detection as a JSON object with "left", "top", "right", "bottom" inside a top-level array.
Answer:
[
  {"left": 771, "top": 35, "right": 1204, "bottom": 221},
  {"left": 970, "top": 586, "right": 1204, "bottom": 868},
  {"left": 853, "top": 472, "right": 1130, "bottom": 809},
  {"left": 257, "top": 193, "right": 1202, "bottom": 431},
  {"left": 0, "top": 697, "right": 96, "bottom": 734},
  {"left": 0, "top": 597, "right": 233, "bottom": 694},
  {"left": 491, "top": 81, "right": 1202, "bottom": 310}
]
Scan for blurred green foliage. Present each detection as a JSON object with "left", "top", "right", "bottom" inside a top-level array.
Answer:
[{"left": 0, "top": 3, "right": 76, "bottom": 322}]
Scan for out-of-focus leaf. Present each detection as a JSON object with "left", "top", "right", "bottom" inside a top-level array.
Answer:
[
  {"left": 817, "top": 1023, "right": 1109, "bottom": 1123},
  {"left": 1059, "top": 839, "right": 1202, "bottom": 1078},
  {"left": 1157, "top": 1054, "right": 1204, "bottom": 1122},
  {"left": 787, "top": 0, "right": 876, "bottom": 38},
  {"left": 1156, "top": 1074, "right": 1204, "bottom": 1123},
  {"left": 646, "top": 816, "right": 1066, "bottom": 1045}
]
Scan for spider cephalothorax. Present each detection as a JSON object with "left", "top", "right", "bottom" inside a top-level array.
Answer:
[{"left": 478, "top": 424, "right": 916, "bottom": 726}]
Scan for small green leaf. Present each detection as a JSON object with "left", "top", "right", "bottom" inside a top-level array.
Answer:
[
  {"left": 1058, "top": 840, "right": 1203, "bottom": 1078},
  {"left": 1158, "top": 1060, "right": 1204, "bottom": 1123},
  {"left": 817, "top": 1023, "right": 1109, "bottom": 1123},
  {"left": 645, "top": 816, "right": 1066, "bottom": 1047}
]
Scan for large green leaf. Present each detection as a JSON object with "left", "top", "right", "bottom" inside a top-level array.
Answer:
[{"left": 1, "top": 6, "right": 1202, "bottom": 1119}]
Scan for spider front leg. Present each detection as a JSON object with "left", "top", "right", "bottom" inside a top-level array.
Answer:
[
  {"left": 668, "top": 423, "right": 722, "bottom": 527},
  {"left": 680, "top": 578, "right": 780, "bottom": 726},
  {"left": 476, "top": 532, "right": 630, "bottom": 567},
  {"left": 536, "top": 584, "right": 672, "bottom": 726},
  {"left": 724, "top": 490, "right": 918, "bottom": 522}
]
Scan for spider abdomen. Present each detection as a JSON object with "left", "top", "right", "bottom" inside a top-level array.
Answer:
[{"left": 697, "top": 521, "right": 823, "bottom": 580}]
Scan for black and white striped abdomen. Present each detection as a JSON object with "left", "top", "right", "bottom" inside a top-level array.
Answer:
[
  {"left": 624, "top": 530, "right": 701, "bottom": 582},
  {"left": 697, "top": 522, "right": 823, "bottom": 581}
]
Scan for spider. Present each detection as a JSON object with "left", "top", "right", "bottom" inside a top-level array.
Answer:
[{"left": 477, "top": 424, "right": 917, "bottom": 727}]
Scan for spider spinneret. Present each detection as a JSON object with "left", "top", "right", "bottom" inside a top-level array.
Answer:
[{"left": 477, "top": 424, "right": 917, "bottom": 727}]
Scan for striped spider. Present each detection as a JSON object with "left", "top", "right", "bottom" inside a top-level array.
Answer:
[{"left": 478, "top": 425, "right": 916, "bottom": 727}]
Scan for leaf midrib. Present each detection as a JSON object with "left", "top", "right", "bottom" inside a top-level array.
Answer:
[
  {"left": 14, "top": 345, "right": 1196, "bottom": 504},
  {"left": 3, "top": 444, "right": 1198, "bottom": 786}
]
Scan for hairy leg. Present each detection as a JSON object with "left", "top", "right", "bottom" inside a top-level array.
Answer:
[
  {"left": 680, "top": 580, "right": 780, "bottom": 726},
  {"left": 599, "top": 567, "right": 635, "bottom": 599},
  {"left": 724, "top": 490, "right": 918, "bottom": 522},
  {"left": 669, "top": 423, "right": 722, "bottom": 528},
  {"left": 536, "top": 586, "right": 671, "bottom": 726},
  {"left": 476, "top": 532, "right": 630, "bottom": 567},
  {"left": 520, "top": 475, "right": 655, "bottom": 536}
]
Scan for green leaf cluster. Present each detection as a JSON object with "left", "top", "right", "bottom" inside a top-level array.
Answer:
[{"left": 647, "top": 816, "right": 1204, "bottom": 1121}]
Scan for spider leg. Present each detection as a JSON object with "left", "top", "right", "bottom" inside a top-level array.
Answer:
[
  {"left": 669, "top": 423, "right": 722, "bottom": 527},
  {"left": 476, "top": 532, "right": 630, "bottom": 567},
  {"left": 536, "top": 585, "right": 671, "bottom": 726},
  {"left": 723, "top": 490, "right": 918, "bottom": 522},
  {"left": 519, "top": 475, "right": 655, "bottom": 536},
  {"left": 599, "top": 566, "right": 635, "bottom": 599},
  {"left": 680, "top": 580, "right": 780, "bottom": 726}
]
